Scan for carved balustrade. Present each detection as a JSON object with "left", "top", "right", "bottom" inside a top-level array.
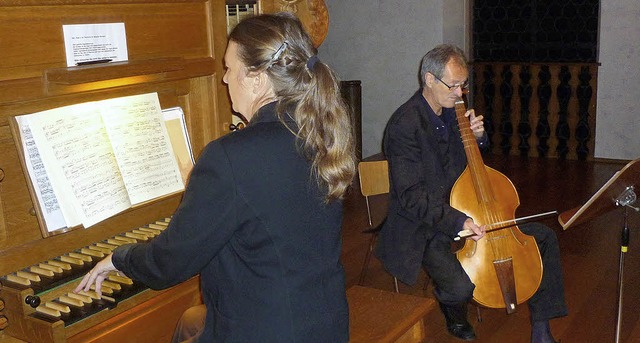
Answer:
[{"left": 471, "top": 62, "right": 599, "bottom": 160}]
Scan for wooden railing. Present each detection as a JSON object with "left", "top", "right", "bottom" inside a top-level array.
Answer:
[{"left": 470, "top": 62, "right": 599, "bottom": 160}]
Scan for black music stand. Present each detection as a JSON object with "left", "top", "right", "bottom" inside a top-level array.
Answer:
[{"left": 559, "top": 158, "right": 640, "bottom": 343}]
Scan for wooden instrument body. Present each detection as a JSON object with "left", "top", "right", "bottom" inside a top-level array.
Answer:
[
  {"left": 0, "top": 1, "right": 332, "bottom": 341},
  {"left": 0, "top": 1, "right": 228, "bottom": 341},
  {"left": 452, "top": 166, "right": 543, "bottom": 309},
  {"left": 259, "top": 0, "right": 329, "bottom": 48},
  {"left": 450, "top": 99, "right": 542, "bottom": 311}
]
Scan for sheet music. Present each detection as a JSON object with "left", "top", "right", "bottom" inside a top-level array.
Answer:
[
  {"left": 18, "top": 93, "right": 186, "bottom": 229},
  {"left": 101, "top": 94, "right": 184, "bottom": 204},
  {"left": 15, "top": 116, "right": 74, "bottom": 232},
  {"left": 27, "top": 102, "right": 131, "bottom": 228}
]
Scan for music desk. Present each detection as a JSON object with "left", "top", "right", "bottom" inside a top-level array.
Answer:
[{"left": 347, "top": 285, "right": 435, "bottom": 343}]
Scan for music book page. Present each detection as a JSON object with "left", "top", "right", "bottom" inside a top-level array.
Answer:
[
  {"left": 22, "top": 93, "right": 184, "bottom": 229},
  {"left": 15, "top": 116, "right": 78, "bottom": 230},
  {"left": 101, "top": 95, "right": 184, "bottom": 204}
]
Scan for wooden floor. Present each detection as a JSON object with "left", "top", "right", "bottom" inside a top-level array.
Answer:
[{"left": 340, "top": 153, "right": 640, "bottom": 343}]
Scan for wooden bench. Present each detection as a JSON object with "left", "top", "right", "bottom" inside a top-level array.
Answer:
[{"left": 347, "top": 285, "right": 435, "bottom": 343}]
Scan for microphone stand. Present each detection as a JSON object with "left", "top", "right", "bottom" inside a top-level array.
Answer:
[{"left": 614, "top": 186, "right": 639, "bottom": 343}]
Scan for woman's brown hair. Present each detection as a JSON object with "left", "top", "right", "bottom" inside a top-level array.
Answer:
[{"left": 229, "top": 12, "right": 355, "bottom": 201}]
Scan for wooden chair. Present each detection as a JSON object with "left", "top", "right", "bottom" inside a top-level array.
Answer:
[
  {"left": 357, "top": 160, "right": 400, "bottom": 292},
  {"left": 356, "top": 160, "right": 482, "bottom": 322}
]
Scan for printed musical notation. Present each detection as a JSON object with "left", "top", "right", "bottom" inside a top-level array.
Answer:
[
  {"left": 15, "top": 93, "right": 190, "bottom": 232},
  {"left": 16, "top": 117, "right": 69, "bottom": 230}
]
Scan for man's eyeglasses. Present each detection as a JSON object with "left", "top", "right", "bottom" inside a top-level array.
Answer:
[{"left": 432, "top": 73, "right": 469, "bottom": 94}]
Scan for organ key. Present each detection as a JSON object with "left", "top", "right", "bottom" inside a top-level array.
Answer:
[{"left": 0, "top": 217, "right": 172, "bottom": 329}]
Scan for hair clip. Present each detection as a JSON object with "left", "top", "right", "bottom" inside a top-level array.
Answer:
[
  {"left": 306, "top": 55, "right": 319, "bottom": 70},
  {"left": 271, "top": 41, "right": 289, "bottom": 63}
]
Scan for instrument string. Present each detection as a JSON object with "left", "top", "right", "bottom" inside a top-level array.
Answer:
[{"left": 455, "top": 99, "right": 508, "bottom": 260}]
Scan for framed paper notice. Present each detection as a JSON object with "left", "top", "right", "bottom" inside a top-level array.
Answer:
[{"left": 62, "top": 23, "right": 128, "bottom": 67}]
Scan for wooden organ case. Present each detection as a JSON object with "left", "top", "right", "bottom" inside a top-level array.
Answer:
[{"left": 0, "top": 1, "right": 232, "bottom": 342}]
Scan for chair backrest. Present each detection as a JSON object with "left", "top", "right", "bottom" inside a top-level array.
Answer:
[
  {"left": 358, "top": 160, "right": 389, "bottom": 227},
  {"left": 358, "top": 160, "right": 390, "bottom": 197}
]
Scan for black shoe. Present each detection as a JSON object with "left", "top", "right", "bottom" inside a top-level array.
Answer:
[
  {"left": 531, "top": 320, "right": 559, "bottom": 343},
  {"left": 439, "top": 302, "right": 476, "bottom": 341}
]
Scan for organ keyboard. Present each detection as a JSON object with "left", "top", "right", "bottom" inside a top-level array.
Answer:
[
  {"left": 0, "top": 218, "right": 206, "bottom": 343},
  {"left": 1, "top": 219, "right": 176, "bottom": 334}
]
